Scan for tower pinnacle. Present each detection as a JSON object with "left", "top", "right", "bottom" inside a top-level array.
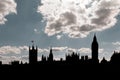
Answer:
[{"left": 91, "top": 34, "right": 99, "bottom": 63}]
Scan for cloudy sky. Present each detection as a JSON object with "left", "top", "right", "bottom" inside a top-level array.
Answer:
[{"left": 0, "top": 0, "right": 120, "bottom": 64}]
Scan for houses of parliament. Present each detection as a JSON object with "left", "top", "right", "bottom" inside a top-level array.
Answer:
[
  {"left": 28, "top": 34, "right": 119, "bottom": 65},
  {"left": 0, "top": 34, "right": 120, "bottom": 74}
]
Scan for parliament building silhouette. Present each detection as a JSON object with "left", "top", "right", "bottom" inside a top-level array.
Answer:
[
  {"left": 28, "top": 34, "right": 118, "bottom": 65},
  {"left": 28, "top": 34, "right": 100, "bottom": 64},
  {"left": 0, "top": 34, "right": 120, "bottom": 74}
]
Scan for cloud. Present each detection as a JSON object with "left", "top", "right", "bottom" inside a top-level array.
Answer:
[
  {"left": 78, "top": 48, "right": 104, "bottom": 54},
  {"left": 20, "top": 55, "right": 29, "bottom": 63},
  {"left": 0, "top": 46, "right": 28, "bottom": 54},
  {"left": 0, "top": 55, "right": 29, "bottom": 64},
  {"left": 52, "top": 47, "right": 67, "bottom": 51},
  {"left": 112, "top": 41, "right": 120, "bottom": 51},
  {"left": 0, "top": 46, "right": 21, "bottom": 54},
  {"left": 56, "top": 35, "right": 62, "bottom": 39},
  {"left": 112, "top": 41, "right": 120, "bottom": 46},
  {"left": 0, "top": 46, "right": 69, "bottom": 64},
  {"left": 0, "top": 55, "right": 21, "bottom": 64},
  {"left": 38, "top": 46, "right": 67, "bottom": 53},
  {"left": 0, "top": 46, "right": 105, "bottom": 64},
  {"left": 78, "top": 48, "right": 91, "bottom": 54},
  {"left": 99, "top": 49, "right": 104, "bottom": 53},
  {"left": 0, "top": 0, "right": 17, "bottom": 24},
  {"left": 0, "top": 45, "right": 29, "bottom": 64},
  {"left": 38, "top": 47, "right": 103, "bottom": 54},
  {"left": 20, "top": 55, "right": 28, "bottom": 61},
  {"left": 34, "top": 28, "right": 40, "bottom": 34},
  {"left": 67, "top": 48, "right": 77, "bottom": 53},
  {"left": 38, "top": 48, "right": 49, "bottom": 53},
  {"left": 38, "top": 0, "right": 120, "bottom": 38}
]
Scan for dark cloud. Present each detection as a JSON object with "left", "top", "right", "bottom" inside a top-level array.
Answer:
[{"left": 61, "top": 12, "right": 76, "bottom": 25}]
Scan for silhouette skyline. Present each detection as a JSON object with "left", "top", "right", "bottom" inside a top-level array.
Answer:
[
  {"left": 0, "top": 34, "right": 119, "bottom": 74},
  {"left": 0, "top": 34, "right": 118, "bottom": 65},
  {"left": 27, "top": 34, "right": 119, "bottom": 65}
]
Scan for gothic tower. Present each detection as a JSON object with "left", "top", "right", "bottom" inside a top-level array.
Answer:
[
  {"left": 48, "top": 47, "right": 53, "bottom": 62},
  {"left": 29, "top": 45, "right": 38, "bottom": 64},
  {"left": 91, "top": 34, "right": 99, "bottom": 63}
]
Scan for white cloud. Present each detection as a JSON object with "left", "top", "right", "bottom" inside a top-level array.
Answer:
[
  {"left": 38, "top": 0, "right": 120, "bottom": 38},
  {"left": 20, "top": 55, "right": 28, "bottom": 61},
  {"left": 0, "top": 55, "right": 21, "bottom": 64},
  {"left": 78, "top": 48, "right": 104, "bottom": 54},
  {"left": 99, "top": 49, "right": 104, "bottom": 53},
  {"left": 56, "top": 35, "right": 62, "bottom": 39},
  {"left": 34, "top": 28, "right": 40, "bottom": 34},
  {"left": 112, "top": 41, "right": 120, "bottom": 51},
  {"left": 112, "top": 41, "right": 120, "bottom": 46},
  {"left": 0, "top": 46, "right": 21, "bottom": 54},
  {"left": 38, "top": 48, "right": 49, "bottom": 53},
  {"left": 38, "top": 46, "right": 67, "bottom": 53},
  {"left": 19, "top": 46, "right": 29, "bottom": 51},
  {"left": 38, "top": 47, "right": 104, "bottom": 55},
  {"left": 0, "top": 0, "right": 17, "bottom": 24},
  {"left": 78, "top": 48, "right": 91, "bottom": 54},
  {"left": 0, "top": 46, "right": 29, "bottom": 64},
  {"left": 67, "top": 48, "right": 76, "bottom": 53},
  {"left": 20, "top": 55, "right": 29, "bottom": 63},
  {"left": 52, "top": 46, "right": 67, "bottom": 51},
  {"left": 0, "top": 46, "right": 29, "bottom": 55}
]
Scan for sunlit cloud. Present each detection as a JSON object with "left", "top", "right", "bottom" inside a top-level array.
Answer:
[
  {"left": 38, "top": 0, "right": 120, "bottom": 38},
  {"left": 0, "top": 0, "right": 17, "bottom": 24}
]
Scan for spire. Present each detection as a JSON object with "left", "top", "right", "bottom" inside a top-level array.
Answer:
[
  {"left": 48, "top": 46, "right": 53, "bottom": 62},
  {"left": 93, "top": 33, "right": 97, "bottom": 42},
  {"left": 50, "top": 46, "right": 52, "bottom": 54},
  {"left": 31, "top": 40, "right": 34, "bottom": 46},
  {"left": 92, "top": 33, "right": 98, "bottom": 45},
  {"left": 31, "top": 40, "right": 35, "bottom": 49}
]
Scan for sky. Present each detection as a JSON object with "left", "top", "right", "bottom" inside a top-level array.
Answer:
[{"left": 0, "top": 0, "right": 120, "bottom": 64}]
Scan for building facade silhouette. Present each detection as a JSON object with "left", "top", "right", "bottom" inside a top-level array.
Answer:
[
  {"left": 110, "top": 51, "right": 120, "bottom": 64},
  {"left": 29, "top": 45, "right": 38, "bottom": 64},
  {"left": 91, "top": 34, "right": 99, "bottom": 63}
]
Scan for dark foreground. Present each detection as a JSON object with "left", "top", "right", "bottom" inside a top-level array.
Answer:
[
  {"left": 0, "top": 64, "right": 119, "bottom": 79},
  {"left": 0, "top": 63, "right": 119, "bottom": 77}
]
